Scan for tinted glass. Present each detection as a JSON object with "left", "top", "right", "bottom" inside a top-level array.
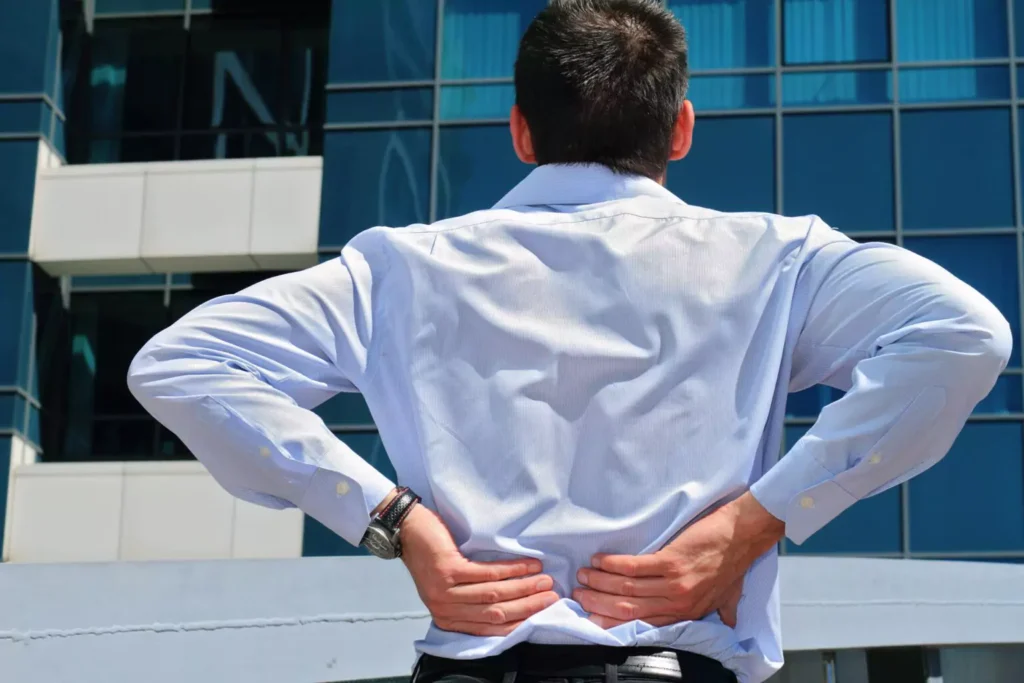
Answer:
[
  {"left": 179, "top": 131, "right": 282, "bottom": 160},
  {"left": 783, "top": 0, "right": 889, "bottom": 64},
  {"left": 326, "top": 88, "right": 433, "bottom": 124},
  {"left": 782, "top": 70, "right": 891, "bottom": 107},
  {"left": 667, "top": 116, "right": 775, "bottom": 213},
  {"left": 0, "top": 2, "right": 57, "bottom": 94},
  {"left": 904, "top": 236, "right": 1021, "bottom": 366},
  {"left": 1018, "top": 0, "right": 1024, "bottom": 56},
  {"left": 784, "top": 112, "right": 894, "bottom": 233},
  {"left": 909, "top": 422, "right": 1024, "bottom": 553},
  {"left": 314, "top": 393, "right": 375, "bottom": 428},
  {"left": 897, "top": 0, "right": 1009, "bottom": 61},
  {"left": 319, "top": 128, "right": 431, "bottom": 247},
  {"left": 442, "top": 0, "right": 547, "bottom": 79},
  {"left": 0, "top": 101, "right": 50, "bottom": 135},
  {"left": 688, "top": 75, "right": 774, "bottom": 111},
  {"left": 302, "top": 431, "right": 396, "bottom": 556},
  {"left": 71, "top": 274, "right": 166, "bottom": 288},
  {"left": 88, "top": 135, "right": 176, "bottom": 163},
  {"left": 437, "top": 125, "right": 530, "bottom": 220},
  {"left": 899, "top": 66, "right": 1011, "bottom": 103},
  {"left": 901, "top": 108, "right": 1013, "bottom": 230},
  {"left": 0, "top": 393, "right": 19, "bottom": 430},
  {"left": 974, "top": 375, "right": 1023, "bottom": 415},
  {"left": 94, "top": 0, "right": 184, "bottom": 12},
  {"left": 0, "top": 140, "right": 39, "bottom": 254},
  {"left": 786, "top": 385, "right": 845, "bottom": 418},
  {"left": 0, "top": 436, "right": 9, "bottom": 551},
  {"left": 328, "top": 0, "right": 436, "bottom": 84},
  {"left": 89, "top": 19, "right": 185, "bottom": 133},
  {"left": 0, "top": 262, "right": 31, "bottom": 387},
  {"left": 440, "top": 84, "right": 515, "bottom": 121},
  {"left": 668, "top": 0, "right": 775, "bottom": 69}
]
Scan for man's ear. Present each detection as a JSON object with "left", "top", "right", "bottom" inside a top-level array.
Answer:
[
  {"left": 668, "top": 100, "right": 695, "bottom": 161},
  {"left": 510, "top": 105, "right": 537, "bottom": 164}
]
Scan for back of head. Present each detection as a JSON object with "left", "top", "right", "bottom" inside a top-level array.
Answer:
[{"left": 514, "top": 0, "right": 689, "bottom": 181}]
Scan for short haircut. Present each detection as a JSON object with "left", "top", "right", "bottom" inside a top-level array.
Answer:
[{"left": 514, "top": 0, "right": 690, "bottom": 179}]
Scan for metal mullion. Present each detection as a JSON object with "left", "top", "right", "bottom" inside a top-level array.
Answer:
[
  {"left": 910, "top": 549, "right": 1024, "bottom": 559},
  {"left": 898, "top": 57, "right": 1013, "bottom": 69},
  {"left": 773, "top": 0, "right": 783, "bottom": 214},
  {"left": 780, "top": 103, "right": 894, "bottom": 115},
  {"left": 778, "top": 62, "right": 893, "bottom": 73},
  {"left": 0, "top": 386, "right": 43, "bottom": 410},
  {"left": 900, "top": 99, "right": 1014, "bottom": 110},
  {"left": 323, "top": 120, "right": 433, "bottom": 132},
  {"left": 70, "top": 286, "right": 168, "bottom": 294},
  {"left": 693, "top": 107, "right": 776, "bottom": 118},
  {"left": 325, "top": 80, "right": 436, "bottom": 92},
  {"left": 900, "top": 226, "right": 1017, "bottom": 236},
  {"left": 438, "top": 118, "right": 509, "bottom": 127},
  {"left": 428, "top": 0, "right": 445, "bottom": 224},
  {"left": 325, "top": 423, "right": 380, "bottom": 433},
  {"left": 1007, "top": 0, "right": 1024, "bottom": 420},
  {"left": 787, "top": 413, "right": 1024, "bottom": 424},
  {"left": 184, "top": 0, "right": 192, "bottom": 30}
]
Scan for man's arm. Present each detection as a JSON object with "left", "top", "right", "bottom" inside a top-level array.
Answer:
[{"left": 575, "top": 223, "right": 1012, "bottom": 628}]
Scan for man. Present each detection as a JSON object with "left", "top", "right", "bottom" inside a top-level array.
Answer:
[{"left": 127, "top": 1, "right": 1011, "bottom": 681}]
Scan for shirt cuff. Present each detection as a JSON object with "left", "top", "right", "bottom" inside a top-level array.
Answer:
[
  {"left": 299, "top": 444, "right": 396, "bottom": 548},
  {"left": 749, "top": 447, "right": 859, "bottom": 545}
]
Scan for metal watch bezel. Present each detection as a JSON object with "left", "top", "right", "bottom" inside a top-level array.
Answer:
[{"left": 361, "top": 521, "right": 402, "bottom": 559}]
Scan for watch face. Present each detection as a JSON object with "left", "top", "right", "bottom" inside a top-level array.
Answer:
[{"left": 362, "top": 525, "right": 399, "bottom": 559}]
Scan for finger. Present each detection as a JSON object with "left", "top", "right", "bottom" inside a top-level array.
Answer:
[
  {"left": 434, "top": 591, "right": 560, "bottom": 624},
  {"left": 446, "top": 574, "right": 554, "bottom": 604},
  {"left": 717, "top": 580, "right": 744, "bottom": 628},
  {"left": 573, "top": 587, "right": 672, "bottom": 622},
  {"left": 588, "top": 614, "right": 682, "bottom": 629},
  {"left": 449, "top": 559, "right": 544, "bottom": 584},
  {"left": 434, "top": 619, "right": 526, "bottom": 637},
  {"left": 591, "top": 553, "right": 672, "bottom": 578},
  {"left": 577, "top": 568, "right": 674, "bottom": 598}
]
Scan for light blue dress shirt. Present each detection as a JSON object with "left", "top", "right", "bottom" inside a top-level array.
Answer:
[{"left": 129, "top": 164, "right": 1011, "bottom": 683}]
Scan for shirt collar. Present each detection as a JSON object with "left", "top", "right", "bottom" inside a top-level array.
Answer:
[{"left": 492, "top": 163, "right": 685, "bottom": 209}]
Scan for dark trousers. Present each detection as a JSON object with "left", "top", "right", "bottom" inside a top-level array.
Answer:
[{"left": 411, "top": 644, "right": 738, "bottom": 683}]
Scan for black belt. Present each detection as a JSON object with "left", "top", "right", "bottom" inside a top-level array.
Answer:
[{"left": 413, "top": 644, "right": 737, "bottom": 683}]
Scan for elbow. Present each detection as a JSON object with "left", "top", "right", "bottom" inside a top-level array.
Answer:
[
  {"left": 973, "top": 306, "right": 1013, "bottom": 373},
  {"left": 126, "top": 334, "right": 175, "bottom": 408}
]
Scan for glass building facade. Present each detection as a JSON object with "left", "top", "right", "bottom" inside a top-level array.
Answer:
[{"left": 2, "top": 0, "right": 1024, "bottom": 566}]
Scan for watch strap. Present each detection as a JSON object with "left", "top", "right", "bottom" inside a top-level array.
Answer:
[{"left": 377, "top": 487, "right": 420, "bottom": 533}]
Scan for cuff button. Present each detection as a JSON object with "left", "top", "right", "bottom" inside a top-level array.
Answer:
[{"left": 799, "top": 496, "right": 815, "bottom": 509}]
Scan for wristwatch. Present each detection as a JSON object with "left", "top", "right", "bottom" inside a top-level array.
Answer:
[{"left": 360, "top": 487, "right": 421, "bottom": 559}]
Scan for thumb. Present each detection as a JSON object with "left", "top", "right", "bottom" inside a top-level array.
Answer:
[{"left": 717, "top": 579, "right": 744, "bottom": 628}]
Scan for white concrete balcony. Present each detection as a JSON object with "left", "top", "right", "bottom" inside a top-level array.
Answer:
[{"left": 29, "top": 155, "right": 323, "bottom": 276}]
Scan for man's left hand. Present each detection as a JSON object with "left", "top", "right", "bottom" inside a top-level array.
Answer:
[{"left": 573, "top": 492, "right": 784, "bottom": 629}]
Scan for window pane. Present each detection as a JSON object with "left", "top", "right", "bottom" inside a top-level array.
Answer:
[
  {"left": 783, "top": 0, "right": 889, "bottom": 64},
  {"left": 783, "top": 426, "right": 902, "bottom": 554},
  {"left": 319, "top": 128, "right": 431, "bottom": 247},
  {"left": 326, "top": 88, "right": 433, "bottom": 124},
  {"left": 909, "top": 422, "right": 1024, "bottom": 553},
  {"left": 168, "top": 271, "right": 283, "bottom": 322},
  {"left": 440, "top": 84, "right": 514, "bottom": 121},
  {"left": 302, "top": 431, "right": 396, "bottom": 556},
  {"left": 1018, "top": 0, "right": 1024, "bottom": 56},
  {"left": 0, "top": 141, "right": 38, "bottom": 254},
  {"left": 666, "top": 116, "right": 775, "bottom": 213},
  {"left": 0, "top": 2, "right": 57, "bottom": 94},
  {"left": 179, "top": 131, "right": 282, "bottom": 160},
  {"left": 328, "top": 0, "right": 436, "bottom": 84},
  {"left": 88, "top": 135, "right": 176, "bottom": 163},
  {"left": 668, "top": 0, "right": 775, "bottom": 69},
  {"left": 904, "top": 236, "right": 1021, "bottom": 366},
  {"left": 784, "top": 112, "right": 894, "bottom": 233},
  {"left": 94, "top": 0, "right": 184, "bottom": 12},
  {"left": 974, "top": 375, "right": 1023, "bottom": 415},
  {"left": 442, "top": 0, "right": 546, "bottom": 79},
  {"left": 782, "top": 70, "right": 891, "bottom": 107},
  {"left": 314, "top": 392, "right": 375, "bottom": 428},
  {"left": 281, "top": 24, "right": 328, "bottom": 129},
  {"left": 688, "top": 75, "right": 774, "bottom": 111},
  {"left": 0, "top": 262, "right": 31, "bottom": 387},
  {"left": 897, "top": 0, "right": 1009, "bottom": 62},
  {"left": 0, "top": 393, "right": 19, "bottom": 430},
  {"left": 901, "top": 108, "right": 1013, "bottom": 230},
  {"left": 899, "top": 66, "right": 1011, "bottom": 103},
  {"left": 71, "top": 274, "right": 166, "bottom": 288},
  {"left": 786, "top": 385, "right": 844, "bottom": 418},
  {"left": 0, "top": 101, "right": 50, "bottom": 135},
  {"left": 90, "top": 417, "right": 159, "bottom": 461},
  {"left": 437, "top": 125, "right": 530, "bottom": 220},
  {"left": 89, "top": 19, "right": 185, "bottom": 133}
]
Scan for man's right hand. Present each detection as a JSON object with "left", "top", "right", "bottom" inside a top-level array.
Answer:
[{"left": 399, "top": 504, "right": 560, "bottom": 636}]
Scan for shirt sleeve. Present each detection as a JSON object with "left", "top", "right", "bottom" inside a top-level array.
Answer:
[
  {"left": 127, "top": 234, "right": 395, "bottom": 548},
  {"left": 750, "top": 221, "right": 1013, "bottom": 544}
]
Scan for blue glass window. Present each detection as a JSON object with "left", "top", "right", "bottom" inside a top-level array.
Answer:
[
  {"left": 314, "top": 393, "right": 375, "bottom": 429},
  {"left": 179, "top": 131, "right": 288, "bottom": 161},
  {"left": 437, "top": 125, "right": 530, "bottom": 220},
  {"left": 442, "top": 0, "right": 547, "bottom": 79},
  {"left": 0, "top": 262, "right": 32, "bottom": 388},
  {"left": 784, "top": 112, "right": 894, "bottom": 233},
  {"left": 904, "top": 236, "right": 1021, "bottom": 367},
  {"left": 783, "top": 426, "right": 903, "bottom": 554},
  {"left": 0, "top": 2, "right": 58, "bottom": 94},
  {"left": 328, "top": 0, "right": 436, "bottom": 84},
  {"left": 0, "top": 436, "right": 9, "bottom": 552},
  {"left": 901, "top": 108, "right": 1013, "bottom": 230},
  {"left": 94, "top": 0, "right": 184, "bottom": 12},
  {"left": 688, "top": 75, "right": 774, "bottom": 111},
  {"left": 88, "top": 135, "right": 176, "bottom": 163},
  {"left": 71, "top": 274, "right": 166, "bottom": 288},
  {"left": 1018, "top": 0, "right": 1024, "bottom": 56},
  {"left": 0, "top": 140, "right": 39, "bottom": 254},
  {"left": 974, "top": 375, "right": 1023, "bottom": 415},
  {"left": 667, "top": 116, "right": 775, "bottom": 213},
  {"left": 899, "top": 66, "right": 1011, "bottom": 103},
  {"left": 786, "top": 385, "right": 845, "bottom": 418},
  {"left": 783, "top": 0, "right": 889, "bottom": 64},
  {"left": 897, "top": 0, "right": 1009, "bottom": 62},
  {"left": 319, "top": 128, "right": 431, "bottom": 247},
  {"left": 782, "top": 70, "right": 891, "bottom": 107},
  {"left": 0, "top": 393, "right": 20, "bottom": 430},
  {"left": 0, "top": 101, "right": 51, "bottom": 135},
  {"left": 669, "top": 0, "right": 775, "bottom": 69},
  {"left": 326, "top": 88, "right": 433, "bottom": 124},
  {"left": 440, "top": 84, "right": 515, "bottom": 121},
  {"left": 909, "top": 422, "right": 1024, "bottom": 553},
  {"left": 302, "top": 431, "right": 396, "bottom": 556}
]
